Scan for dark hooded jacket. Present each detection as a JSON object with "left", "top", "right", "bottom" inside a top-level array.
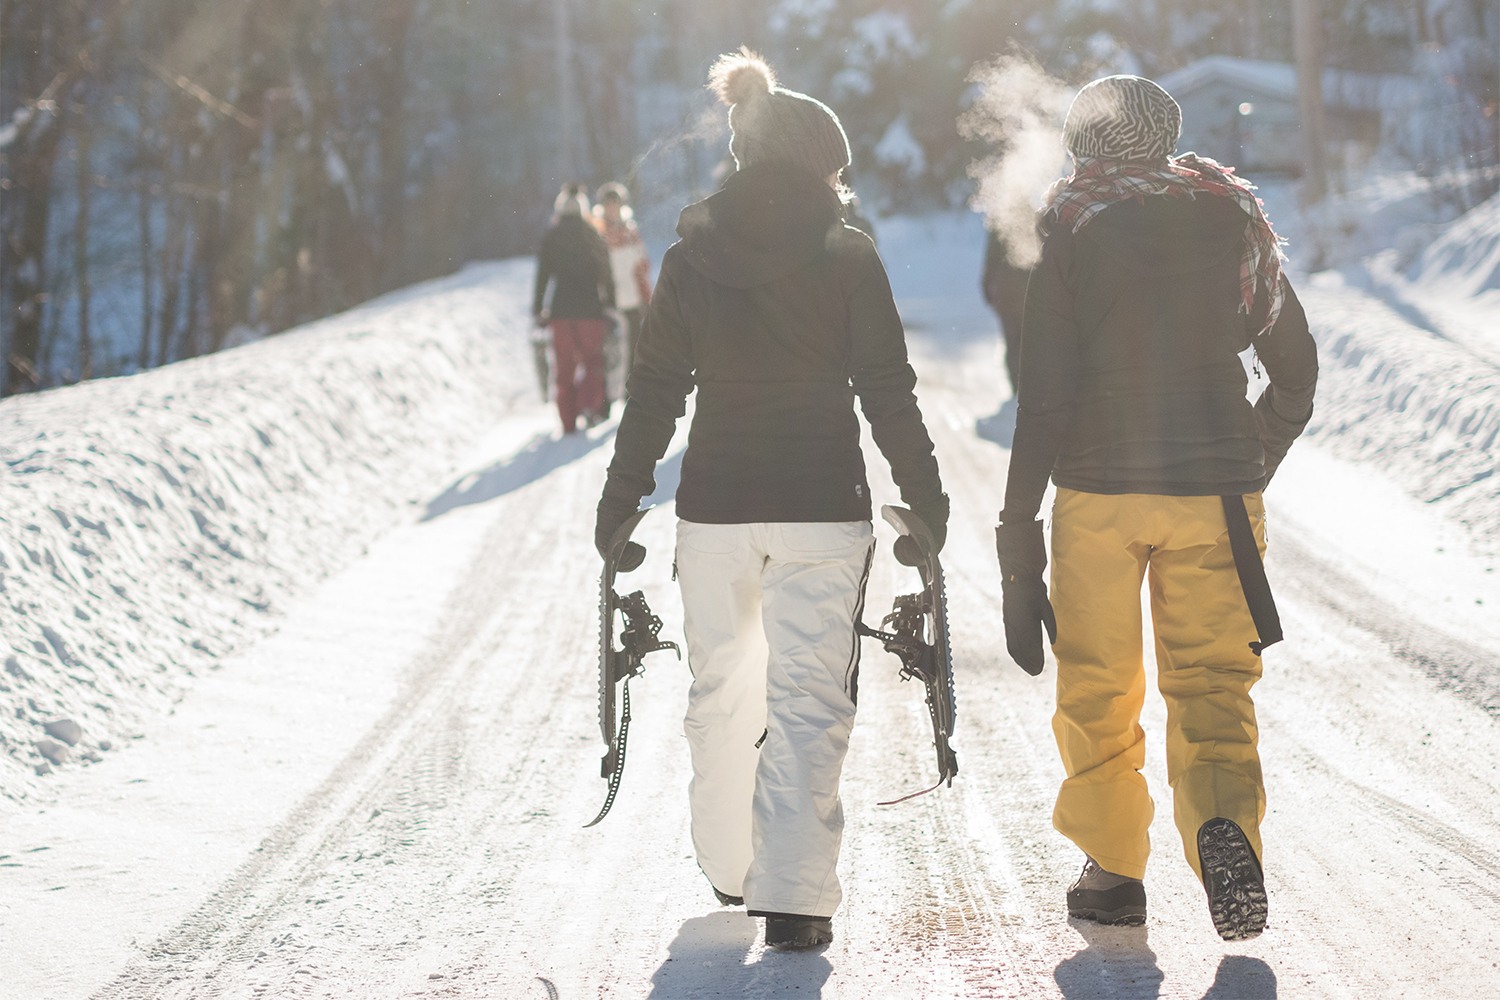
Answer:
[
  {"left": 601, "top": 162, "right": 942, "bottom": 523},
  {"left": 533, "top": 214, "right": 615, "bottom": 321},
  {"left": 1002, "top": 193, "right": 1318, "bottom": 521}
]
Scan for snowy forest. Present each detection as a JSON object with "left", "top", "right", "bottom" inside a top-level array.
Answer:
[{"left": 2, "top": 0, "right": 1495, "bottom": 396}]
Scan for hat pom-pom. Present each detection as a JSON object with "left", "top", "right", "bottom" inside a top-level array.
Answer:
[{"left": 708, "top": 47, "right": 775, "bottom": 106}]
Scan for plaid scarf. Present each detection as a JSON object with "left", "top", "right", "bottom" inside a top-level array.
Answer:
[{"left": 1042, "top": 153, "right": 1286, "bottom": 335}]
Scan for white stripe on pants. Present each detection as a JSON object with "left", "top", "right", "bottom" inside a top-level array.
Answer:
[{"left": 675, "top": 519, "right": 874, "bottom": 918}]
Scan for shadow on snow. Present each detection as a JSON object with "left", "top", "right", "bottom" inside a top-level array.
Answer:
[
  {"left": 1054, "top": 920, "right": 1277, "bottom": 999},
  {"left": 421, "top": 429, "right": 613, "bottom": 521},
  {"left": 647, "top": 912, "right": 833, "bottom": 999}
]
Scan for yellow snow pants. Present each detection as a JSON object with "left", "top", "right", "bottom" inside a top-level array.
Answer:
[{"left": 1048, "top": 488, "right": 1268, "bottom": 883}]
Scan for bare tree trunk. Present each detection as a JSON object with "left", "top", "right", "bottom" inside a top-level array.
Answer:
[
  {"left": 375, "top": 0, "right": 417, "bottom": 289},
  {"left": 554, "top": 0, "right": 578, "bottom": 182},
  {"left": 2, "top": 4, "right": 72, "bottom": 395},
  {"left": 74, "top": 95, "right": 94, "bottom": 381},
  {"left": 1293, "top": 0, "right": 1330, "bottom": 205},
  {"left": 154, "top": 155, "right": 188, "bottom": 367},
  {"left": 136, "top": 143, "right": 157, "bottom": 371},
  {"left": 3, "top": 118, "right": 64, "bottom": 394}
]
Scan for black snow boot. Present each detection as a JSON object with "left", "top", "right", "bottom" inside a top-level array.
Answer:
[
  {"left": 1066, "top": 857, "right": 1147, "bottom": 925},
  {"left": 1197, "top": 817, "right": 1268, "bottom": 941},
  {"left": 764, "top": 914, "right": 834, "bottom": 951},
  {"left": 712, "top": 886, "right": 744, "bottom": 907}
]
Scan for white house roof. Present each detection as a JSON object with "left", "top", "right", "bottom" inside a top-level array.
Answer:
[{"left": 1158, "top": 55, "right": 1420, "bottom": 114}]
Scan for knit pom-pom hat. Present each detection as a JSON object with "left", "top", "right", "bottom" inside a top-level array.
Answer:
[
  {"left": 707, "top": 47, "right": 851, "bottom": 180},
  {"left": 1062, "top": 75, "right": 1181, "bottom": 162}
]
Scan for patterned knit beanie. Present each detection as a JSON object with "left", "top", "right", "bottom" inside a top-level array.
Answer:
[
  {"left": 1063, "top": 75, "right": 1181, "bottom": 162},
  {"left": 708, "top": 48, "right": 851, "bottom": 180}
]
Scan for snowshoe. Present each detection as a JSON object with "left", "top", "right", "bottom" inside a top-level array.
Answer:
[
  {"left": 858, "top": 504, "right": 959, "bottom": 802},
  {"left": 585, "top": 506, "right": 678, "bottom": 827}
]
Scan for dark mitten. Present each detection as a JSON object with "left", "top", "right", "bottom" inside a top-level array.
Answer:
[
  {"left": 994, "top": 518, "right": 1057, "bottom": 675},
  {"left": 595, "top": 496, "right": 645, "bottom": 572},
  {"left": 896, "top": 492, "right": 950, "bottom": 566}
]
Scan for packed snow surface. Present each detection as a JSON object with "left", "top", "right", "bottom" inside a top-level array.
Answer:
[
  {"left": 0, "top": 265, "right": 537, "bottom": 799},
  {"left": 2, "top": 187, "right": 1498, "bottom": 998}
]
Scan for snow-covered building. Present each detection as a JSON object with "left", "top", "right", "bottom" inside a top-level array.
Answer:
[{"left": 1159, "top": 56, "right": 1418, "bottom": 176}]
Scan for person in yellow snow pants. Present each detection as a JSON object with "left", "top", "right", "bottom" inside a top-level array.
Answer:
[
  {"left": 1048, "top": 489, "right": 1267, "bottom": 884},
  {"left": 993, "top": 75, "right": 1318, "bottom": 941}
]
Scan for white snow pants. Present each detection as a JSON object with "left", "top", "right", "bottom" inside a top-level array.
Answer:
[{"left": 675, "top": 519, "right": 874, "bottom": 918}]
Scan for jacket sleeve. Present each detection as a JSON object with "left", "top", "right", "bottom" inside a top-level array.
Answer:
[
  {"left": 1251, "top": 276, "right": 1318, "bottom": 483},
  {"left": 600, "top": 248, "right": 695, "bottom": 505},
  {"left": 846, "top": 245, "right": 944, "bottom": 506},
  {"left": 532, "top": 233, "right": 551, "bottom": 318},
  {"left": 1001, "top": 227, "right": 1079, "bottom": 523}
]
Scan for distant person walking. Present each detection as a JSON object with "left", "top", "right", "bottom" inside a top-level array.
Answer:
[
  {"left": 994, "top": 75, "right": 1318, "bottom": 941},
  {"left": 595, "top": 48, "right": 946, "bottom": 952},
  {"left": 593, "top": 182, "right": 653, "bottom": 413},
  {"left": 533, "top": 183, "right": 616, "bottom": 434},
  {"left": 981, "top": 227, "right": 1030, "bottom": 395}
]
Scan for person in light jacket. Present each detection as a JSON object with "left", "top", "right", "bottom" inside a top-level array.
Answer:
[
  {"left": 595, "top": 49, "right": 947, "bottom": 951},
  {"left": 995, "top": 74, "right": 1317, "bottom": 941},
  {"left": 593, "top": 182, "right": 652, "bottom": 414}
]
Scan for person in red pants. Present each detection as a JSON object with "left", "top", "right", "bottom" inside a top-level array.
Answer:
[{"left": 533, "top": 183, "right": 616, "bottom": 433}]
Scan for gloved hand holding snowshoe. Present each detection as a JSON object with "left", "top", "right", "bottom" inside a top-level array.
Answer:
[
  {"left": 995, "top": 515, "right": 1056, "bottom": 675},
  {"left": 595, "top": 495, "right": 645, "bottom": 572},
  {"left": 896, "top": 492, "right": 949, "bottom": 566}
]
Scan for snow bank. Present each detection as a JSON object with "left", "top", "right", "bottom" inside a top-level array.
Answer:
[
  {"left": 0, "top": 261, "right": 537, "bottom": 802},
  {"left": 1287, "top": 188, "right": 1500, "bottom": 551},
  {"left": 1297, "top": 271, "right": 1500, "bottom": 547},
  {"left": 1363, "top": 190, "right": 1500, "bottom": 365}
]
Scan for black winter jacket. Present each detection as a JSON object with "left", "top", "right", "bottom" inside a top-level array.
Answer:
[
  {"left": 602, "top": 163, "right": 943, "bottom": 523},
  {"left": 1002, "top": 194, "right": 1318, "bottom": 522},
  {"left": 532, "top": 215, "right": 615, "bottom": 320}
]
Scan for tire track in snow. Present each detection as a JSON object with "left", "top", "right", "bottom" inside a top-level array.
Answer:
[
  {"left": 1274, "top": 530, "right": 1500, "bottom": 719},
  {"left": 87, "top": 429, "right": 618, "bottom": 999}
]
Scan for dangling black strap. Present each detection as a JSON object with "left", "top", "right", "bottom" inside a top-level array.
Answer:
[{"left": 1221, "top": 494, "right": 1283, "bottom": 655}]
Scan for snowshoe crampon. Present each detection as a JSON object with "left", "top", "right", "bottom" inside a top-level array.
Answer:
[
  {"left": 858, "top": 504, "right": 958, "bottom": 803},
  {"left": 586, "top": 506, "right": 678, "bottom": 827}
]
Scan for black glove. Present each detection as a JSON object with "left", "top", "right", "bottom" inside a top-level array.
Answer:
[
  {"left": 595, "top": 495, "right": 645, "bottom": 573},
  {"left": 895, "top": 492, "right": 950, "bottom": 566},
  {"left": 995, "top": 517, "right": 1056, "bottom": 675}
]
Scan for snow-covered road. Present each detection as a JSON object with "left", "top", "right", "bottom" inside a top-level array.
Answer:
[{"left": 4, "top": 209, "right": 1500, "bottom": 999}]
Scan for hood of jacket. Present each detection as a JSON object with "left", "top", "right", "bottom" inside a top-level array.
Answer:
[
  {"left": 546, "top": 214, "right": 606, "bottom": 265},
  {"left": 1081, "top": 193, "right": 1250, "bottom": 278},
  {"left": 675, "top": 162, "right": 844, "bottom": 289}
]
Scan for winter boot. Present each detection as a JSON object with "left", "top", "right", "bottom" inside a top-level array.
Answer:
[
  {"left": 1066, "top": 857, "right": 1147, "bottom": 925},
  {"left": 764, "top": 914, "right": 834, "bottom": 951},
  {"left": 712, "top": 886, "right": 744, "bottom": 907},
  {"left": 1197, "top": 817, "right": 1268, "bottom": 941}
]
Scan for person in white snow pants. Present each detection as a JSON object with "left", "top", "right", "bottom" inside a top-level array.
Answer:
[{"left": 594, "top": 49, "right": 947, "bottom": 951}]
